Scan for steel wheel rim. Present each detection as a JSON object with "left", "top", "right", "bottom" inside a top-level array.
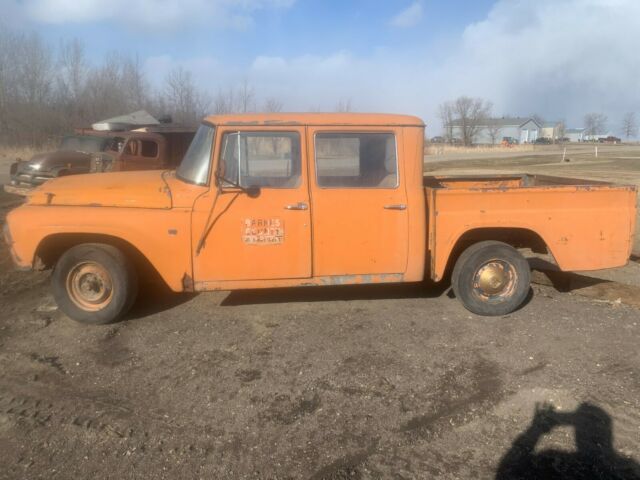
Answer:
[
  {"left": 66, "top": 261, "right": 113, "bottom": 311},
  {"left": 472, "top": 259, "right": 517, "bottom": 302}
]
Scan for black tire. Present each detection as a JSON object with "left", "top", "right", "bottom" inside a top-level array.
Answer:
[
  {"left": 451, "top": 241, "right": 530, "bottom": 316},
  {"left": 52, "top": 243, "right": 138, "bottom": 325}
]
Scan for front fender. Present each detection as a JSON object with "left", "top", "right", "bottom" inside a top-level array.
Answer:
[{"left": 6, "top": 205, "right": 192, "bottom": 292}]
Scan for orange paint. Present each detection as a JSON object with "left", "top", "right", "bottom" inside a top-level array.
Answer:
[{"left": 4, "top": 113, "right": 637, "bottom": 293}]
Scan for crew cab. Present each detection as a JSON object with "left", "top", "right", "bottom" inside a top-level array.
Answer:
[{"left": 3, "top": 113, "right": 637, "bottom": 324}]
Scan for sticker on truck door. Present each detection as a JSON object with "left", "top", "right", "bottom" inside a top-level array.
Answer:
[{"left": 242, "top": 218, "right": 284, "bottom": 245}]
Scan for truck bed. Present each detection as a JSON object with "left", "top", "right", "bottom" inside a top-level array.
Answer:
[{"left": 424, "top": 174, "right": 637, "bottom": 281}]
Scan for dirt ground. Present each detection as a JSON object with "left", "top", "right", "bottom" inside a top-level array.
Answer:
[{"left": 1, "top": 147, "right": 640, "bottom": 479}]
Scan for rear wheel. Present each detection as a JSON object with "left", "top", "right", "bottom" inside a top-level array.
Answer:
[
  {"left": 451, "top": 241, "right": 530, "bottom": 316},
  {"left": 52, "top": 243, "right": 138, "bottom": 324}
]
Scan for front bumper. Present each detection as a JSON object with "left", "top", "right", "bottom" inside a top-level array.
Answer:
[
  {"left": 8, "top": 163, "right": 55, "bottom": 192},
  {"left": 4, "top": 184, "right": 34, "bottom": 196}
]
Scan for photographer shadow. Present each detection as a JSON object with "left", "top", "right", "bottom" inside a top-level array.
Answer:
[{"left": 496, "top": 402, "right": 640, "bottom": 480}]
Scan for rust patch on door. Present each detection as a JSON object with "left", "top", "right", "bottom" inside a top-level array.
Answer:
[{"left": 242, "top": 218, "right": 284, "bottom": 245}]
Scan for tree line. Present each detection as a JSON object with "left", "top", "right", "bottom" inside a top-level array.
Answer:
[
  {"left": 0, "top": 30, "right": 287, "bottom": 147},
  {"left": 439, "top": 96, "right": 638, "bottom": 146}
]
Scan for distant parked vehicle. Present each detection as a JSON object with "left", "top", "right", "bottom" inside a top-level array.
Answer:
[
  {"left": 599, "top": 136, "right": 621, "bottom": 144},
  {"left": 5, "top": 126, "right": 196, "bottom": 196},
  {"left": 534, "top": 137, "right": 553, "bottom": 145},
  {"left": 430, "top": 136, "right": 445, "bottom": 144},
  {"left": 6, "top": 133, "right": 115, "bottom": 195},
  {"left": 501, "top": 137, "right": 519, "bottom": 146}
]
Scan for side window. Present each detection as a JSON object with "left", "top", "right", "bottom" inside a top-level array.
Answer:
[
  {"left": 124, "top": 140, "right": 139, "bottom": 156},
  {"left": 219, "top": 131, "right": 301, "bottom": 188},
  {"left": 315, "top": 132, "right": 397, "bottom": 188},
  {"left": 140, "top": 140, "right": 158, "bottom": 158}
]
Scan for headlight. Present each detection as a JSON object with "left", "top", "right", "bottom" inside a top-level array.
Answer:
[{"left": 29, "top": 163, "right": 42, "bottom": 171}]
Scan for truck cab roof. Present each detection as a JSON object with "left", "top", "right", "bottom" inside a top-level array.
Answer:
[{"left": 204, "top": 113, "right": 425, "bottom": 128}]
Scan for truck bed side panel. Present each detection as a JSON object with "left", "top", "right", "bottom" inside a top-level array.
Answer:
[{"left": 427, "top": 186, "right": 637, "bottom": 281}]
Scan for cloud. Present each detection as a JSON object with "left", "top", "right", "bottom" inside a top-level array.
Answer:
[
  {"left": 390, "top": 1, "right": 423, "bottom": 28},
  {"left": 16, "top": 0, "right": 640, "bottom": 132},
  {"left": 18, "top": 0, "right": 295, "bottom": 30},
  {"left": 439, "top": 0, "right": 640, "bottom": 126},
  {"left": 237, "top": 0, "right": 640, "bottom": 130}
]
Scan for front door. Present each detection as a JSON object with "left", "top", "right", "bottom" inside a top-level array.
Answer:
[
  {"left": 308, "top": 128, "right": 409, "bottom": 276},
  {"left": 192, "top": 127, "right": 312, "bottom": 282},
  {"left": 119, "top": 138, "right": 161, "bottom": 171}
]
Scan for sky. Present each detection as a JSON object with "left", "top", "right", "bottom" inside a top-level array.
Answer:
[{"left": 3, "top": 0, "right": 640, "bottom": 134}]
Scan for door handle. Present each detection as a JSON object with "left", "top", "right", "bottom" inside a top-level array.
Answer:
[
  {"left": 284, "top": 202, "right": 309, "bottom": 210},
  {"left": 384, "top": 204, "right": 407, "bottom": 210}
]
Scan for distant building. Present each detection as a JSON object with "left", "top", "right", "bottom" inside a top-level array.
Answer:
[
  {"left": 540, "top": 121, "right": 563, "bottom": 140},
  {"left": 584, "top": 132, "right": 617, "bottom": 142},
  {"left": 565, "top": 128, "right": 586, "bottom": 142},
  {"left": 449, "top": 117, "right": 541, "bottom": 145}
]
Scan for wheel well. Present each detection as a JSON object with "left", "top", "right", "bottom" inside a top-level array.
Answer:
[
  {"left": 35, "top": 233, "right": 165, "bottom": 286},
  {"left": 442, "top": 227, "right": 549, "bottom": 280}
]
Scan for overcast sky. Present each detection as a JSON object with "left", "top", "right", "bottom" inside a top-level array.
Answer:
[{"left": 3, "top": 0, "right": 640, "bottom": 134}]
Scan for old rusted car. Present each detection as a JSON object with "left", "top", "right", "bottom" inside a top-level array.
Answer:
[
  {"left": 5, "top": 126, "right": 195, "bottom": 195},
  {"left": 3, "top": 113, "right": 637, "bottom": 324}
]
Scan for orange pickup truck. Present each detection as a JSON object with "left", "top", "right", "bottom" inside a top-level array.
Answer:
[{"left": 3, "top": 113, "right": 637, "bottom": 324}]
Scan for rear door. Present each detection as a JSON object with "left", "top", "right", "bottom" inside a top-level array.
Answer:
[{"left": 308, "top": 127, "right": 409, "bottom": 276}]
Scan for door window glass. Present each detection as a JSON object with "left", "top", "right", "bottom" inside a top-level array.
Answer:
[
  {"left": 315, "top": 133, "right": 397, "bottom": 188},
  {"left": 140, "top": 140, "right": 158, "bottom": 158},
  {"left": 219, "top": 131, "right": 301, "bottom": 188}
]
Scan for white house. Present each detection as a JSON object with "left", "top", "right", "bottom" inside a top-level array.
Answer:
[
  {"left": 565, "top": 128, "right": 586, "bottom": 142},
  {"left": 449, "top": 117, "right": 542, "bottom": 144}
]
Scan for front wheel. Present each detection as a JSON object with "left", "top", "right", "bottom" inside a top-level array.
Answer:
[
  {"left": 451, "top": 241, "right": 531, "bottom": 316},
  {"left": 52, "top": 243, "right": 138, "bottom": 324}
]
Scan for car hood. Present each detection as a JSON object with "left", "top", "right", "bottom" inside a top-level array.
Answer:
[
  {"left": 27, "top": 170, "right": 173, "bottom": 209},
  {"left": 26, "top": 150, "right": 93, "bottom": 169}
]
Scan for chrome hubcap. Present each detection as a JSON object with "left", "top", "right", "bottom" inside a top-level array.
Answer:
[{"left": 473, "top": 260, "right": 516, "bottom": 300}]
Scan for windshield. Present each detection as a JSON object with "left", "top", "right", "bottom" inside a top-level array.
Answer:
[
  {"left": 60, "top": 135, "right": 108, "bottom": 153},
  {"left": 176, "top": 124, "right": 215, "bottom": 185}
]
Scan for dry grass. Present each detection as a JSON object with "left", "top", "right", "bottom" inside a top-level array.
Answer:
[
  {"left": 0, "top": 146, "right": 38, "bottom": 168},
  {"left": 425, "top": 144, "right": 536, "bottom": 156}
]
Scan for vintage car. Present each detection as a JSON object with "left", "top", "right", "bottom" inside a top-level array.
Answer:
[{"left": 5, "top": 127, "right": 195, "bottom": 195}]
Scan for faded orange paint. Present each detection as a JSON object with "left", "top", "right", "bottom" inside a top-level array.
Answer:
[
  {"left": 426, "top": 176, "right": 637, "bottom": 281},
  {"left": 3, "top": 113, "right": 637, "bottom": 293}
]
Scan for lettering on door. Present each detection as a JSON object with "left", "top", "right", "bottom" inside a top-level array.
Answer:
[{"left": 242, "top": 218, "right": 284, "bottom": 245}]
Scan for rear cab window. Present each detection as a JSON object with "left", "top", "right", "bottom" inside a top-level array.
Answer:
[{"left": 315, "top": 132, "right": 398, "bottom": 188}]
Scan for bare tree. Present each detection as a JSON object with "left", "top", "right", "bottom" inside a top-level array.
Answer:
[
  {"left": 263, "top": 97, "right": 283, "bottom": 112},
  {"left": 335, "top": 98, "right": 353, "bottom": 112},
  {"left": 57, "top": 39, "right": 87, "bottom": 103},
  {"left": 211, "top": 88, "right": 235, "bottom": 115},
  {"left": 440, "top": 96, "right": 492, "bottom": 146},
  {"left": 237, "top": 79, "right": 255, "bottom": 113},
  {"left": 583, "top": 112, "right": 608, "bottom": 138},
  {"left": 163, "top": 67, "right": 210, "bottom": 124},
  {"left": 621, "top": 112, "right": 638, "bottom": 140},
  {"left": 487, "top": 122, "right": 502, "bottom": 145},
  {"left": 438, "top": 102, "right": 454, "bottom": 142},
  {"left": 556, "top": 121, "right": 566, "bottom": 143}
]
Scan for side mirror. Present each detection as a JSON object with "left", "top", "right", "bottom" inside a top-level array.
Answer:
[{"left": 246, "top": 186, "right": 261, "bottom": 198}]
